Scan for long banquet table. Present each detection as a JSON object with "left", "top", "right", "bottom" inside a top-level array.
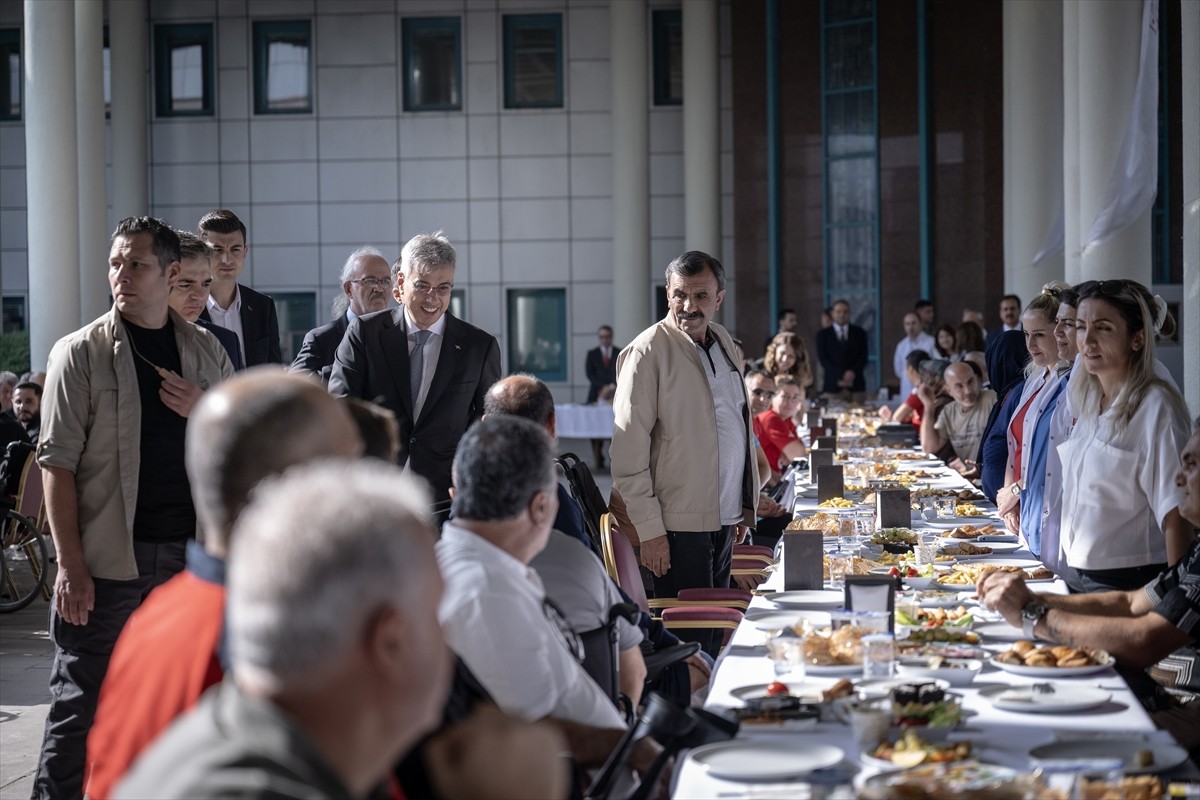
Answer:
[{"left": 671, "top": 436, "right": 1198, "bottom": 797}]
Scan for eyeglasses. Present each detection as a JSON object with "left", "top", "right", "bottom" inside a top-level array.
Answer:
[
  {"left": 751, "top": 389, "right": 776, "bottom": 400},
  {"left": 411, "top": 281, "right": 454, "bottom": 297},
  {"left": 542, "top": 597, "right": 584, "bottom": 664},
  {"left": 350, "top": 277, "right": 390, "bottom": 289}
]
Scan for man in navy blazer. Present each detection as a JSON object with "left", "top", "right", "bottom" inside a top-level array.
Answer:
[
  {"left": 816, "top": 299, "right": 869, "bottom": 394},
  {"left": 197, "top": 209, "right": 282, "bottom": 367},
  {"left": 291, "top": 247, "right": 392, "bottom": 382},
  {"left": 171, "top": 230, "right": 244, "bottom": 371},
  {"left": 329, "top": 232, "right": 501, "bottom": 506}
]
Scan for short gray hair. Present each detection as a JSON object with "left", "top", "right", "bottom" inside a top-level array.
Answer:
[
  {"left": 451, "top": 416, "right": 556, "bottom": 522},
  {"left": 664, "top": 250, "right": 725, "bottom": 292},
  {"left": 0, "top": 371, "right": 16, "bottom": 389},
  {"left": 227, "top": 460, "right": 433, "bottom": 690},
  {"left": 338, "top": 245, "right": 386, "bottom": 283},
  {"left": 400, "top": 231, "right": 456, "bottom": 280}
]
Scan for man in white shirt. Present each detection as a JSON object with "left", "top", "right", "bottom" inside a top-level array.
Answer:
[
  {"left": 892, "top": 312, "right": 936, "bottom": 399},
  {"left": 918, "top": 361, "right": 996, "bottom": 477},
  {"left": 438, "top": 415, "right": 661, "bottom": 773}
]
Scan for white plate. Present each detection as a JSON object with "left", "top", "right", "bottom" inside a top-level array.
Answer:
[
  {"left": 976, "top": 533, "right": 1020, "bottom": 543},
  {"left": 748, "top": 611, "right": 832, "bottom": 632},
  {"left": 855, "top": 676, "right": 952, "bottom": 699},
  {"left": 1029, "top": 739, "right": 1190, "bottom": 775},
  {"left": 689, "top": 740, "right": 844, "bottom": 781},
  {"left": 973, "top": 621, "right": 1030, "bottom": 642},
  {"left": 767, "top": 590, "right": 846, "bottom": 608},
  {"left": 921, "top": 515, "right": 999, "bottom": 529},
  {"left": 861, "top": 763, "right": 1021, "bottom": 795},
  {"left": 936, "top": 541, "right": 1023, "bottom": 557},
  {"left": 806, "top": 662, "right": 866, "bottom": 676},
  {"left": 987, "top": 652, "right": 1115, "bottom": 677},
  {"left": 729, "top": 682, "right": 817, "bottom": 702},
  {"left": 979, "top": 685, "right": 1112, "bottom": 713},
  {"left": 899, "top": 459, "right": 946, "bottom": 469},
  {"left": 907, "top": 590, "right": 973, "bottom": 608}
]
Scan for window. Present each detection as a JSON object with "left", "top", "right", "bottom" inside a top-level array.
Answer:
[
  {"left": 253, "top": 20, "right": 312, "bottom": 115},
  {"left": 103, "top": 26, "right": 110, "bottom": 117},
  {"left": 503, "top": 14, "right": 563, "bottom": 109},
  {"left": 2, "top": 296, "right": 25, "bottom": 333},
  {"left": 0, "top": 28, "right": 20, "bottom": 121},
  {"left": 449, "top": 288, "right": 466, "bottom": 321},
  {"left": 403, "top": 17, "right": 461, "bottom": 111},
  {"left": 154, "top": 23, "right": 214, "bottom": 117},
  {"left": 272, "top": 291, "right": 316, "bottom": 363},
  {"left": 507, "top": 289, "right": 566, "bottom": 381},
  {"left": 652, "top": 9, "right": 682, "bottom": 106}
]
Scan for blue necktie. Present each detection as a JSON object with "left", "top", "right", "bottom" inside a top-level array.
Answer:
[{"left": 410, "top": 329, "right": 432, "bottom": 409}]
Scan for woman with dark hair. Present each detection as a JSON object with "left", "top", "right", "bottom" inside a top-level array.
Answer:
[
  {"left": 975, "top": 331, "right": 1030, "bottom": 502},
  {"left": 955, "top": 321, "right": 986, "bottom": 358},
  {"left": 1059, "top": 279, "right": 1191, "bottom": 591},
  {"left": 934, "top": 324, "right": 956, "bottom": 359}
]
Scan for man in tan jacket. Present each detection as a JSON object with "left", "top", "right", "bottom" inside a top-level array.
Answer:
[{"left": 611, "top": 251, "right": 759, "bottom": 654}]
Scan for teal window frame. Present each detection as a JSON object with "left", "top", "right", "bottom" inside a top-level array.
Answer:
[
  {"left": 652, "top": 9, "right": 682, "bottom": 106},
  {"left": 154, "top": 23, "right": 215, "bottom": 117},
  {"left": 252, "top": 20, "right": 312, "bottom": 115},
  {"left": 402, "top": 17, "right": 462, "bottom": 112},
  {"left": 272, "top": 291, "right": 317, "bottom": 364},
  {"left": 507, "top": 288, "right": 567, "bottom": 382},
  {"left": 503, "top": 13, "right": 563, "bottom": 109},
  {"left": 820, "top": 0, "right": 880, "bottom": 389},
  {"left": 0, "top": 28, "right": 21, "bottom": 121}
]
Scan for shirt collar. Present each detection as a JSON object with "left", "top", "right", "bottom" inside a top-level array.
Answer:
[
  {"left": 440, "top": 521, "right": 541, "bottom": 587},
  {"left": 346, "top": 308, "right": 359, "bottom": 322},
  {"left": 403, "top": 306, "right": 448, "bottom": 338},
  {"left": 207, "top": 285, "right": 241, "bottom": 315},
  {"left": 186, "top": 539, "right": 227, "bottom": 586}
]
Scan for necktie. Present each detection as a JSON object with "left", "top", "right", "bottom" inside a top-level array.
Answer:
[{"left": 410, "top": 329, "right": 432, "bottom": 408}]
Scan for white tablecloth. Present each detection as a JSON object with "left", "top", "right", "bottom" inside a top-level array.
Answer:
[
  {"left": 554, "top": 404, "right": 614, "bottom": 439},
  {"left": 672, "top": 456, "right": 1198, "bottom": 797}
]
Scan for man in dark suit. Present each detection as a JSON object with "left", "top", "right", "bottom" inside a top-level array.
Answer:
[
  {"left": 197, "top": 209, "right": 282, "bottom": 367},
  {"left": 989, "top": 294, "right": 1022, "bottom": 339},
  {"left": 584, "top": 325, "right": 618, "bottom": 470},
  {"left": 170, "top": 230, "right": 244, "bottom": 371},
  {"left": 816, "top": 299, "right": 869, "bottom": 394},
  {"left": 291, "top": 247, "right": 392, "bottom": 382},
  {"left": 329, "top": 232, "right": 501, "bottom": 507}
]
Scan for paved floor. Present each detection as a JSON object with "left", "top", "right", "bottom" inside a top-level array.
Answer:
[{"left": 0, "top": 576, "right": 53, "bottom": 800}]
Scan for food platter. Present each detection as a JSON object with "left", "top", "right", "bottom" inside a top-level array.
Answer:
[{"left": 987, "top": 652, "right": 1115, "bottom": 677}]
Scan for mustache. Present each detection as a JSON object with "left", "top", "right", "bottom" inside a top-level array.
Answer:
[{"left": 677, "top": 311, "right": 704, "bottom": 321}]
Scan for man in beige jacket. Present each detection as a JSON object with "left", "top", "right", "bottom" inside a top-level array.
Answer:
[{"left": 611, "top": 251, "right": 759, "bottom": 654}]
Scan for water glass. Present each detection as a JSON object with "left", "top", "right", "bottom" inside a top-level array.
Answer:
[
  {"left": 862, "top": 633, "right": 896, "bottom": 679},
  {"left": 827, "top": 550, "right": 854, "bottom": 588},
  {"left": 934, "top": 497, "right": 956, "bottom": 518},
  {"left": 845, "top": 701, "right": 892, "bottom": 751},
  {"left": 766, "top": 634, "right": 807, "bottom": 681}
]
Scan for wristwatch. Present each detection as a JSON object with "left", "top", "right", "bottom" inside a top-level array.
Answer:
[
  {"left": 1010, "top": 483, "right": 1022, "bottom": 498},
  {"left": 1021, "top": 599, "right": 1049, "bottom": 639}
]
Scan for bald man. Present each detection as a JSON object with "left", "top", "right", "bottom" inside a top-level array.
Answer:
[
  {"left": 85, "top": 368, "right": 362, "bottom": 800},
  {"left": 917, "top": 361, "right": 996, "bottom": 477}
]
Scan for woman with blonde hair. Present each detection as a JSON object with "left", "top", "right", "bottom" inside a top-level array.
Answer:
[
  {"left": 1058, "top": 279, "right": 1191, "bottom": 591},
  {"left": 762, "top": 332, "right": 813, "bottom": 392}
]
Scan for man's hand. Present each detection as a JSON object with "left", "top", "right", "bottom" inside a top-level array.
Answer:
[
  {"left": 996, "top": 483, "right": 1020, "bottom": 516},
  {"left": 732, "top": 571, "right": 765, "bottom": 591},
  {"left": 757, "top": 493, "right": 786, "bottom": 518},
  {"left": 734, "top": 525, "right": 750, "bottom": 544},
  {"left": 916, "top": 381, "right": 935, "bottom": 406},
  {"left": 54, "top": 557, "right": 95, "bottom": 626},
  {"left": 878, "top": 405, "right": 893, "bottom": 421},
  {"left": 159, "top": 371, "right": 204, "bottom": 417},
  {"left": 841, "top": 370, "right": 855, "bottom": 386},
  {"left": 630, "top": 736, "right": 671, "bottom": 798},
  {"left": 685, "top": 652, "right": 712, "bottom": 691},
  {"left": 639, "top": 536, "right": 671, "bottom": 577},
  {"left": 977, "top": 569, "right": 1035, "bottom": 627}
]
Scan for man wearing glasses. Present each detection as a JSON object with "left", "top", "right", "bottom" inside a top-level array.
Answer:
[
  {"left": 330, "top": 231, "right": 501, "bottom": 511},
  {"left": 290, "top": 246, "right": 392, "bottom": 382}
]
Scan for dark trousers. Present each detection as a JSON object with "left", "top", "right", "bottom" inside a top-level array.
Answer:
[
  {"left": 650, "top": 527, "right": 734, "bottom": 657},
  {"left": 1074, "top": 562, "right": 1166, "bottom": 593},
  {"left": 32, "top": 539, "right": 187, "bottom": 800}
]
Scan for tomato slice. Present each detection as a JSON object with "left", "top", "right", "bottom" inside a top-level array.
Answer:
[{"left": 765, "top": 681, "right": 790, "bottom": 696}]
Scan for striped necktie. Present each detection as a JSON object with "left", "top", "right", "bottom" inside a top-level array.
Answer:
[{"left": 410, "top": 329, "right": 432, "bottom": 408}]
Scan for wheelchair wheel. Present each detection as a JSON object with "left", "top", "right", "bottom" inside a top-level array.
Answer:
[{"left": 0, "top": 509, "right": 49, "bottom": 613}]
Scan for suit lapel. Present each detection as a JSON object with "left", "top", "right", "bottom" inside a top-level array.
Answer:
[
  {"left": 238, "top": 284, "right": 256, "bottom": 339},
  {"left": 382, "top": 309, "right": 415, "bottom": 421},
  {"left": 416, "top": 315, "right": 462, "bottom": 427}
]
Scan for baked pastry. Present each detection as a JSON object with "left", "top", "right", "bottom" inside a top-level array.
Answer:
[
  {"left": 1013, "top": 640, "right": 1037, "bottom": 656},
  {"left": 995, "top": 649, "right": 1023, "bottom": 665}
]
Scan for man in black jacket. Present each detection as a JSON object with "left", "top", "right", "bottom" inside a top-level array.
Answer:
[
  {"left": 815, "top": 299, "right": 869, "bottom": 394},
  {"left": 329, "top": 232, "right": 501, "bottom": 509},
  {"left": 291, "top": 246, "right": 392, "bottom": 382},
  {"left": 197, "top": 209, "right": 282, "bottom": 367}
]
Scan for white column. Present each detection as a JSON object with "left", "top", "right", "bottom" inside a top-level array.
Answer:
[
  {"left": 1062, "top": 0, "right": 1082, "bottom": 285},
  {"left": 611, "top": 0, "right": 651, "bottom": 340},
  {"left": 76, "top": 0, "right": 108, "bottom": 322},
  {"left": 682, "top": 0, "right": 720, "bottom": 258},
  {"left": 1066, "top": 0, "right": 1152, "bottom": 285},
  {"left": 1003, "top": 0, "right": 1063, "bottom": 301},
  {"left": 109, "top": 0, "right": 148, "bottom": 219},
  {"left": 24, "top": 0, "right": 81, "bottom": 369},
  {"left": 1181, "top": 0, "right": 1199, "bottom": 416}
]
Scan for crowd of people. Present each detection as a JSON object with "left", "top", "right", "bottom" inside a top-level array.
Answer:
[{"left": 1, "top": 209, "right": 1197, "bottom": 796}]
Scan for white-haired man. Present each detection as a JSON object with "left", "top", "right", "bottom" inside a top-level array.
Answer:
[
  {"left": 329, "top": 231, "right": 501, "bottom": 507},
  {"left": 115, "top": 461, "right": 450, "bottom": 798},
  {"left": 291, "top": 246, "right": 392, "bottom": 381}
]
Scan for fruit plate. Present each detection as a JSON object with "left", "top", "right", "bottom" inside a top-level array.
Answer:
[{"left": 1028, "top": 739, "right": 1189, "bottom": 775}]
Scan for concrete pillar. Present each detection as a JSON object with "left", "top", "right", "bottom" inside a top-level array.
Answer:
[
  {"left": 76, "top": 0, "right": 108, "bottom": 322},
  {"left": 1062, "top": 0, "right": 1081, "bottom": 285},
  {"left": 1003, "top": 0, "right": 1064, "bottom": 302},
  {"left": 109, "top": 0, "right": 148, "bottom": 219},
  {"left": 1181, "top": 0, "right": 1199, "bottom": 416},
  {"left": 24, "top": 0, "right": 81, "bottom": 369},
  {"left": 682, "top": 0, "right": 720, "bottom": 259},
  {"left": 611, "top": 0, "right": 651, "bottom": 340},
  {"left": 1065, "top": 0, "right": 1152, "bottom": 285}
]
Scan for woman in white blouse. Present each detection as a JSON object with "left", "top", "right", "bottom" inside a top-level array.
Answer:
[{"left": 1058, "top": 279, "right": 1191, "bottom": 592}]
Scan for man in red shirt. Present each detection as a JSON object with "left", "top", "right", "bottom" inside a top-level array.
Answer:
[
  {"left": 84, "top": 370, "right": 363, "bottom": 800},
  {"left": 755, "top": 375, "right": 807, "bottom": 477}
]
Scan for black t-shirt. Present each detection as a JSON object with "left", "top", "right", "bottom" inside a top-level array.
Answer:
[{"left": 124, "top": 318, "right": 195, "bottom": 542}]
